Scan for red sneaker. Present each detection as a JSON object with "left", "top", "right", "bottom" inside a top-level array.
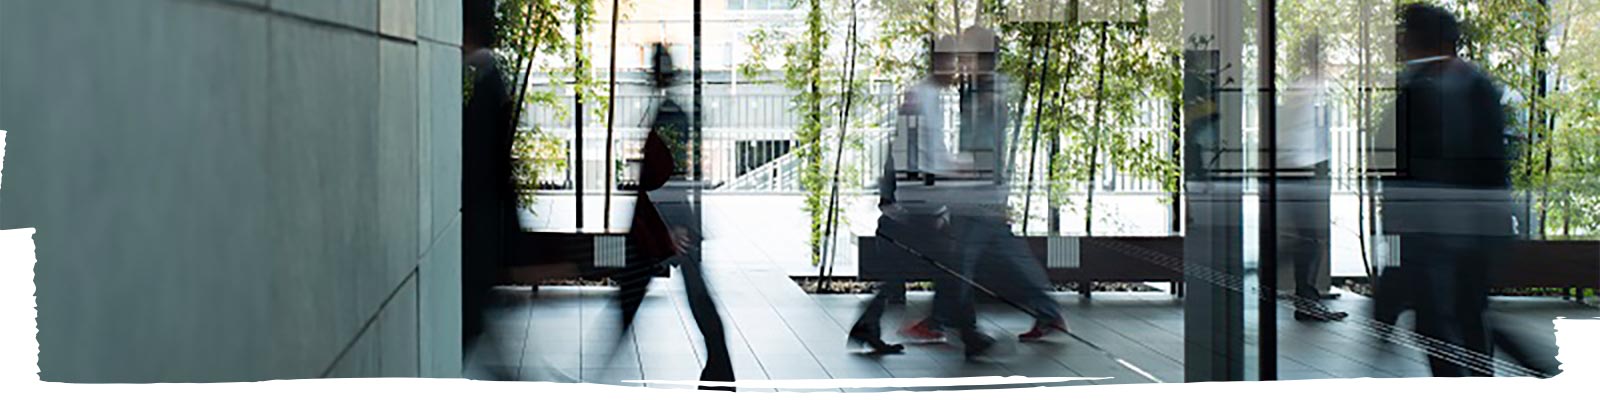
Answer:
[
  {"left": 899, "top": 319, "right": 946, "bottom": 342},
  {"left": 1018, "top": 319, "right": 1068, "bottom": 341}
]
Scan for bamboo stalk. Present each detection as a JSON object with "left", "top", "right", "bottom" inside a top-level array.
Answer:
[
  {"left": 603, "top": 0, "right": 619, "bottom": 230},
  {"left": 1085, "top": 22, "right": 1109, "bottom": 236},
  {"left": 508, "top": 2, "right": 541, "bottom": 130},
  {"left": 817, "top": 0, "right": 861, "bottom": 283},
  {"left": 1022, "top": 23, "right": 1062, "bottom": 234}
]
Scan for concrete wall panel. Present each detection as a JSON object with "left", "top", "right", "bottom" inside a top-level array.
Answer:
[{"left": 0, "top": 0, "right": 460, "bottom": 382}]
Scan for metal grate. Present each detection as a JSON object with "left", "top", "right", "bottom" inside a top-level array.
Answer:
[
  {"left": 1048, "top": 236, "right": 1081, "bottom": 269},
  {"left": 594, "top": 236, "right": 627, "bottom": 268},
  {"left": 1377, "top": 234, "right": 1401, "bottom": 269}
]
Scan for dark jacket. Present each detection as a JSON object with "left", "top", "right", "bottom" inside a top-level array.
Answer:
[
  {"left": 629, "top": 99, "right": 689, "bottom": 267},
  {"left": 1381, "top": 57, "right": 1515, "bottom": 236},
  {"left": 461, "top": 48, "right": 516, "bottom": 341},
  {"left": 462, "top": 49, "right": 518, "bottom": 253},
  {"left": 1393, "top": 58, "right": 1511, "bottom": 188}
]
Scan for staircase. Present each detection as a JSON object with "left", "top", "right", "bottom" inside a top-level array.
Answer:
[{"left": 716, "top": 128, "right": 891, "bottom": 193}]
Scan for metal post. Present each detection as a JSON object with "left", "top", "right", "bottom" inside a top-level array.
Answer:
[
  {"left": 1085, "top": 22, "right": 1109, "bottom": 236},
  {"left": 1022, "top": 26, "right": 1057, "bottom": 235},
  {"left": 1257, "top": 0, "right": 1279, "bottom": 381},
  {"left": 1183, "top": 0, "right": 1247, "bottom": 383}
]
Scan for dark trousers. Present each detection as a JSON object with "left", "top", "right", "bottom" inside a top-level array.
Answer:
[
  {"left": 614, "top": 259, "right": 734, "bottom": 389},
  {"left": 614, "top": 189, "right": 734, "bottom": 390},
  {"left": 1402, "top": 233, "right": 1501, "bottom": 377},
  {"left": 462, "top": 209, "right": 511, "bottom": 349},
  {"left": 928, "top": 217, "right": 980, "bottom": 332},
  {"left": 461, "top": 206, "right": 518, "bottom": 380},
  {"left": 1277, "top": 162, "right": 1331, "bottom": 311},
  {"left": 1285, "top": 226, "right": 1325, "bottom": 301},
  {"left": 853, "top": 213, "right": 951, "bottom": 337},
  {"left": 932, "top": 215, "right": 1061, "bottom": 328},
  {"left": 852, "top": 277, "right": 901, "bottom": 339},
  {"left": 1395, "top": 233, "right": 1561, "bottom": 377}
]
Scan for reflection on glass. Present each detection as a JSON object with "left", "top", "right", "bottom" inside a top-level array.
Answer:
[{"left": 500, "top": 0, "right": 1597, "bottom": 389}]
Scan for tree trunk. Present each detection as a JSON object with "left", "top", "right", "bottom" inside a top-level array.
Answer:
[
  {"left": 603, "top": 0, "right": 620, "bottom": 228},
  {"left": 1085, "top": 23, "right": 1109, "bottom": 236}
]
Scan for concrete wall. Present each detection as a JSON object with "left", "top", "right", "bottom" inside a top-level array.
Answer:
[{"left": 0, "top": 0, "right": 463, "bottom": 381}]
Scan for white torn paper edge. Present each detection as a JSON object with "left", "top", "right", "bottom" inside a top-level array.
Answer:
[{"left": 624, "top": 376, "right": 1107, "bottom": 389}]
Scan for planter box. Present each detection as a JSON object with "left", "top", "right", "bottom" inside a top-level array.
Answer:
[{"left": 857, "top": 234, "right": 1186, "bottom": 296}]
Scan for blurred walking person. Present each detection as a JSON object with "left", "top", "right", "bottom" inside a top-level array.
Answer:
[
  {"left": 607, "top": 43, "right": 736, "bottom": 390},
  {"left": 883, "top": 27, "right": 1067, "bottom": 356},
  {"left": 460, "top": 0, "right": 518, "bottom": 380},
  {"left": 1276, "top": 34, "right": 1347, "bottom": 322},
  {"left": 853, "top": 34, "right": 998, "bottom": 358},
  {"left": 949, "top": 26, "right": 1066, "bottom": 341},
  {"left": 1379, "top": 4, "right": 1555, "bottom": 377}
]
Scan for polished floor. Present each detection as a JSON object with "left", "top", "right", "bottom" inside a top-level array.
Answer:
[
  {"left": 479, "top": 193, "right": 1597, "bottom": 390},
  {"left": 477, "top": 278, "right": 1593, "bottom": 390}
]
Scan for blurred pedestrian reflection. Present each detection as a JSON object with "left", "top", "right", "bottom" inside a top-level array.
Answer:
[
  {"left": 949, "top": 26, "right": 1065, "bottom": 342},
  {"left": 853, "top": 28, "right": 1069, "bottom": 360},
  {"left": 851, "top": 34, "right": 993, "bottom": 357},
  {"left": 1275, "top": 33, "right": 1346, "bottom": 322},
  {"left": 1376, "top": 4, "right": 1556, "bottom": 377}
]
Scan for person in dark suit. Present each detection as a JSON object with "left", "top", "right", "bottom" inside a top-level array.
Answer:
[
  {"left": 607, "top": 43, "right": 736, "bottom": 391},
  {"left": 460, "top": 0, "right": 518, "bottom": 380},
  {"left": 1379, "top": 4, "right": 1555, "bottom": 377}
]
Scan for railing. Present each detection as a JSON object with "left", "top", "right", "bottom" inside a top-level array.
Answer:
[
  {"left": 523, "top": 90, "right": 901, "bottom": 191},
  {"left": 1240, "top": 92, "right": 1379, "bottom": 194},
  {"left": 519, "top": 88, "right": 1406, "bottom": 198},
  {"left": 718, "top": 139, "right": 805, "bottom": 192},
  {"left": 1006, "top": 98, "right": 1179, "bottom": 195}
]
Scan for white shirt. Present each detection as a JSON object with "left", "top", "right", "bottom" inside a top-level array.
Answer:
[
  {"left": 892, "top": 77, "right": 1007, "bottom": 218},
  {"left": 906, "top": 78, "right": 961, "bottom": 175},
  {"left": 1275, "top": 75, "right": 1331, "bottom": 168}
]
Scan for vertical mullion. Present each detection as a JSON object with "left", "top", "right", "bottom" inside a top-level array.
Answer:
[{"left": 1257, "top": 0, "right": 1280, "bottom": 382}]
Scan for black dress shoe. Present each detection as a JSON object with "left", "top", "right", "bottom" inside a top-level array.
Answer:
[
  {"left": 961, "top": 330, "right": 996, "bottom": 359},
  {"left": 1295, "top": 310, "right": 1349, "bottom": 322},
  {"left": 698, "top": 363, "right": 736, "bottom": 391},
  {"left": 848, "top": 324, "right": 906, "bottom": 354}
]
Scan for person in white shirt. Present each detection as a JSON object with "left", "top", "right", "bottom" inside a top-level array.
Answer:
[
  {"left": 856, "top": 34, "right": 1011, "bottom": 358},
  {"left": 889, "top": 28, "right": 1067, "bottom": 354},
  {"left": 1275, "top": 34, "right": 1347, "bottom": 322}
]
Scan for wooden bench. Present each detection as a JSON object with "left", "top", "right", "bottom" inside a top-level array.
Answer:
[
  {"left": 504, "top": 228, "right": 1593, "bottom": 300},
  {"left": 1492, "top": 241, "right": 1600, "bottom": 295},
  {"left": 1379, "top": 241, "right": 1599, "bottom": 298},
  {"left": 859, "top": 236, "right": 1598, "bottom": 300},
  {"left": 500, "top": 231, "right": 669, "bottom": 286}
]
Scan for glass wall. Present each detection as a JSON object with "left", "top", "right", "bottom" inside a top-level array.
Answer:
[
  {"left": 1247, "top": 0, "right": 1596, "bottom": 380},
  {"left": 498, "top": 0, "right": 1598, "bottom": 387}
]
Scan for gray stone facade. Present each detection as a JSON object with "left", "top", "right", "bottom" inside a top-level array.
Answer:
[{"left": 0, "top": 0, "right": 464, "bottom": 381}]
